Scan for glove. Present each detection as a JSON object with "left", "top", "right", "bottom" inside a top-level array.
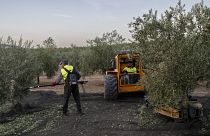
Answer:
[{"left": 51, "top": 81, "right": 56, "bottom": 87}]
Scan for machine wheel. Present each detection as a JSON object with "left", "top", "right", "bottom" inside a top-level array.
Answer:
[{"left": 104, "top": 75, "right": 118, "bottom": 100}]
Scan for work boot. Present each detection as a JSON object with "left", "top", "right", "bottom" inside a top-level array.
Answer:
[
  {"left": 78, "top": 110, "right": 84, "bottom": 116},
  {"left": 62, "top": 111, "right": 69, "bottom": 116}
]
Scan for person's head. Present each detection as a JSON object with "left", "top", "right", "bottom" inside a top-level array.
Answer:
[
  {"left": 128, "top": 60, "right": 133, "bottom": 67},
  {"left": 59, "top": 59, "right": 68, "bottom": 68}
]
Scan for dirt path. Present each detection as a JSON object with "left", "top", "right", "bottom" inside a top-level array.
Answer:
[
  {"left": 19, "top": 92, "right": 205, "bottom": 136},
  {"left": 1, "top": 75, "right": 210, "bottom": 136},
  {"left": 43, "top": 93, "right": 143, "bottom": 136},
  {"left": 0, "top": 91, "right": 209, "bottom": 136}
]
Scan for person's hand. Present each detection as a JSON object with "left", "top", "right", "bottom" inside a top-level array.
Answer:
[
  {"left": 123, "top": 71, "right": 128, "bottom": 74},
  {"left": 51, "top": 81, "right": 56, "bottom": 87}
]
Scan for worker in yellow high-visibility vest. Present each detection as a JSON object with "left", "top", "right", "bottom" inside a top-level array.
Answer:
[
  {"left": 51, "top": 59, "right": 83, "bottom": 116},
  {"left": 123, "top": 60, "right": 137, "bottom": 73},
  {"left": 122, "top": 60, "right": 137, "bottom": 84},
  {"left": 122, "top": 60, "right": 137, "bottom": 73}
]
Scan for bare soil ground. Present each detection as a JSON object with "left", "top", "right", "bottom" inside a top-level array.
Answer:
[{"left": 0, "top": 75, "right": 210, "bottom": 136}]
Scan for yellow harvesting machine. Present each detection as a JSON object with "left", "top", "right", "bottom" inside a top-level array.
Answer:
[{"left": 104, "top": 50, "right": 145, "bottom": 99}]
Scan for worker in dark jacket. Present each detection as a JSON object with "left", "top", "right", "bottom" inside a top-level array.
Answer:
[{"left": 52, "top": 59, "right": 83, "bottom": 116}]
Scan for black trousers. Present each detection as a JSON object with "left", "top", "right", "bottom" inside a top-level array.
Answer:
[{"left": 63, "top": 84, "right": 82, "bottom": 113}]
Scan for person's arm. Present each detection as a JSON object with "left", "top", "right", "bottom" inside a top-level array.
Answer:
[
  {"left": 51, "top": 72, "right": 63, "bottom": 86},
  {"left": 55, "top": 73, "right": 63, "bottom": 84},
  {"left": 123, "top": 67, "right": 128, "bottom": 73},
  {"left": 73, "top": 68, "right": 81, "bottom": 80},
  {"left": 133, "top": 67, "right": 137, "bottom": 73}
]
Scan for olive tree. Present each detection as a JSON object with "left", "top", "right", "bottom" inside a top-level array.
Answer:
[
  {"left": 87, "top": 30, "right": 126, "bottom": 73},
  {"left": 129, "top": 1, "right": 210, "bottom": 108},
  {"left": 0, "top": 37, "right": 37, "bottom": 109},
  {"left": 35, "top": 37, "right": 58, "bottom": 80}
]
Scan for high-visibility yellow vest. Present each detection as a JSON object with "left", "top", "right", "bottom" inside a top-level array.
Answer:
[
  {"left": 61, "top": 65, "right": 74, "bottom": 80},
  {"left": 123, "top": 67, "right": 137, "bottom": 73}
]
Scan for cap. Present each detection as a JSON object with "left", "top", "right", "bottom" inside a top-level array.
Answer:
[{"left": 59, "top": 59, "right": 68, "bottom": 65}]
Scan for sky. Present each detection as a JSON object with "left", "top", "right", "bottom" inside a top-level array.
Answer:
[{"left": 0, "top": 0, "right": 210, "bottom": 47}]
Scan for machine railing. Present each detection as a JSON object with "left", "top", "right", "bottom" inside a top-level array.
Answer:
[{"left": 119, "top": 73, "right": 140, "bottom": 86}]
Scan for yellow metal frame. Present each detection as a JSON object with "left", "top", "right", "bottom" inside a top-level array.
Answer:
[{"left": 154, "top": 107, "right": 180, "bottom": 119}]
